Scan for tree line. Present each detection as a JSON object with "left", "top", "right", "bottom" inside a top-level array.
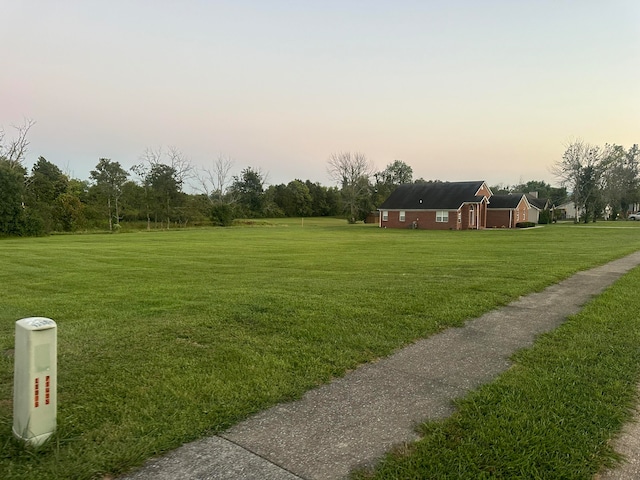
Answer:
[
  {"left": 0, "top": 152, "right": 338, "bottom": 235},
  {"left": 4, "top": 121, "right": 632, "bottom": 236},
  {"left": 0, "top": 122, "right": 424, "bottom": 235}
]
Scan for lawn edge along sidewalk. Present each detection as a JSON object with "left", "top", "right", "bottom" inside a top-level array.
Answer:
[{"left": 120, "top": 251, "right": 640, "bottom": 480}]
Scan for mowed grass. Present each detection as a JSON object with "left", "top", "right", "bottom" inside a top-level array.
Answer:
[
  {"left": 355, "top": 255, "right": 640, "bottom": 479},
  {"left": 1, "top": 221, "right": 640, "bottom": 479}
]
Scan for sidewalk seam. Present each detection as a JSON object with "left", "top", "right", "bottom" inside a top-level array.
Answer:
[{"left": 217, "top": 434, "right": 306, "bottom": 480}]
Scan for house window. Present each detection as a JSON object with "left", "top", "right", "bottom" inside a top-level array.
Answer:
[
  {"left": 382, "top": 211, "right": 388, "bottom": 221},
  {"left": 436, "top": 211, "right": 449, "bottom": 222},
  {"left": 399, "top": 211, "right": 405, "bottom": 222}
]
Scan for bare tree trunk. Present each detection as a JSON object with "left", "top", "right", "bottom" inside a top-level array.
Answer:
[
  {"left": 115, "top": 196, "right": 120, "bottom": 227},
  {"left": 107, "top": 196, "right": 113, "bottom": 232}
]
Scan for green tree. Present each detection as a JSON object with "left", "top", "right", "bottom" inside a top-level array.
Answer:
[
  {"left": 147, "top": 163, "right": 182, "bottom": 227},
  {"left": 118, "top": 180, "right": 147, "bottom": 222},
  {"left": 130, "top": 163, "right": 154, "bottom": 229},
  {"left": 578, "top": 164, "right": 603, "bottom": 222},
  {"left": 377, "top": 160, "right": 413, "bottom": 185},
  {"left": 137, "top": 147, "right": 193, "bottom": 222},
  {"left": 509, "top": 180, "right": 552, "bottom": 198},
  {"left": 374, "top": 160, "right": 413, "bottom": 206},
  {"left": 0, "top": 159, "right": 27, "bottom": 235},
  {"left": 25, "top": 157, "right": 71, "bottom": 231},
  {"left": 67, "top": 178, "right": 90, "bottom": 203},
  {"left": 230, "top": 167, "right": 266, "bottom": 217},
  {"left": 171, "top": 193, "right": 206, "bottom": 227},
  {"left": 193, "top": 155, "right": 237, "bottom": 226},
  {"left": 0, "top": 119, "right": 44, "bottom": 235},
  {"left": 491, "top": 180, "right": 566, "bottom": 205},
  {"left": 548, "top": 186, "right": 568, "bottom": 206},
  {"left": 355, "top": 176, "right": 376, "bottom": 221},
  {"left": 552, "top": 140, "right": 605, "bottom": 223},
  {"left": 27, "top": 157, "right": 68, "bottom": 204},
  {"left": 305, "top": 181, "right": 340, "bottom": 217},
  {"left": 264, "top": 184, "right": 287, "bottom": 217},
  {"left": 489, "top": 183, "right": 510, "bottom": 194},
  {"left": 210, "top": 202, "right": 235, "bottom": 226},
  {"left": 270, "top": 180, "right": 313, "bottom": 217},
  {"left": 602, "top": 144, "right": 640, "bottom": 219},
  {"left": 54, "top": 193, "right": 85, "bottom": 231},
  {"left": 90, "top": 158, "right": 129, "bottom": 231}
]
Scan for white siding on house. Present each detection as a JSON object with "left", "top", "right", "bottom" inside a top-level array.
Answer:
[{"left": 558, "top": 202, "right": 579, "bottom": 219}]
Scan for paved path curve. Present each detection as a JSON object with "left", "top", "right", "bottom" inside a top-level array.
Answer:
[{"left": 121, "top": 251, "right": 640, "bottom": 480}]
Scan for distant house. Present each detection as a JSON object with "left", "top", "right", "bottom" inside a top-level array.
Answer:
[
  {"left": 557, "top": 201, "right": 579, "bottom": 220},
  {"left": 486, "top": 194, "right": 531, "bottom": 228},
  {"left": 378, "top": 181, "right": 492, "bottom": 230},
  {"left": 525, "top": 193, "right": 551, "bottom": 224}
]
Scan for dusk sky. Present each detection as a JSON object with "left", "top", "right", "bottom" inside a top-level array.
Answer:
[{"left": 2, "top": 1, "right": 638, "bottom": 189}]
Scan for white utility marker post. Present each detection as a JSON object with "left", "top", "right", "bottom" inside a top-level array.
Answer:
[{"left": 13, "top": 317, "right": 57, "bottom": 447}]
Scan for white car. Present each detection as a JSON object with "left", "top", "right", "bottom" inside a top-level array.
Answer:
[{"left": 629, "top": 212, "right": 640, "bottom": 220}]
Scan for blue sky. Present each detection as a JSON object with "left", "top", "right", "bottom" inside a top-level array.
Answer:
[{"left": 2, "top": 0, "right": 638, "bottom": 188}]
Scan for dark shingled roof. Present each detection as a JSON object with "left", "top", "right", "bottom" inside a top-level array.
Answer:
[
  {"left": 379, "top": 181, "right": 487, "bottom": 210},
  {"left": 525, "top": 194, "right": 550, "bottom": 210},
  {"left": 488, "top": 194, "right": 525, "bottom": 209}
]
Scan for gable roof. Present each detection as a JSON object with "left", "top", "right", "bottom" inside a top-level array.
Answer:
[
  {"left": 524, "top": 194, "right": 550, "bottom": 210},
  {"left": 379, "top": 181, "right": 489, "bottom": 210},
  {"left": 488, "top": 194, "right": 529, "bottom": 209}
]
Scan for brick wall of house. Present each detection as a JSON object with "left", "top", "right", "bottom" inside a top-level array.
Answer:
[
  {"left": 380, "top": 210, "right": 459, "bottom": 230},
  {"left": 381, "top": 204, "right": 490, "bottom": 230},
  {"left": 460, "top": 205, "right": 471, "bottom": 229},
  {"left": 486, "top": 199, "right": 530, "bottom": 228},
  {"left": 515, "top": 201, "right": 528, "bottom": 224},
  {"left": 487, "top": 210, "right": 512, "bottom": 228},
  {"left": 504, "top": 198, "right": 530, "bottom": 225}
]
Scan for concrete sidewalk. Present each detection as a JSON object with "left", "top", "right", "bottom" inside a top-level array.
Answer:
[{"left": 120, "top": 251, "right": 640, "bottom": 480}]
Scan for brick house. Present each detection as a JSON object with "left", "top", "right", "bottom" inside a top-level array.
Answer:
[
  {"left": 378, "top": 181, "right": 492, "bottom": 230},
  {"left": 486, "top": 194, "right": 531, "bottom": 228}
]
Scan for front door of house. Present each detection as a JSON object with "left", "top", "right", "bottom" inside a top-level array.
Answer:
[{"left": 469, "top": 205, "right": 475, "bottom": 228}]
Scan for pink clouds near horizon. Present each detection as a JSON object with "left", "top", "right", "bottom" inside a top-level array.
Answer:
[{"left": 2, "top": 1, "right": 638, "bottom": 187}]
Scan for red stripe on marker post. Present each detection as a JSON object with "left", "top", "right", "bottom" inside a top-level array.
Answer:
[{"left": 34, "top": 378, "right": 39, "bottom": 408}]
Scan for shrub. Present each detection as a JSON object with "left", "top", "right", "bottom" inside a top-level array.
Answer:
[
  {"left": 18, "top": 209, "right": 46, "bottom": 236},
  {"left": 210, "top": 203, "right": 235, "bottom": 226},
  {"left": 538, "top": 209, "right": 551, "bottom": 224},
  {"left": 516, "top": 221, "right": 536, "bottom": 228}
]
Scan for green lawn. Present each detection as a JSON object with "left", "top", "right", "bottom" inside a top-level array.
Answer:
[
  {"left": 355, "top": 255, "right": 640, "bottom": 479},
  {"left": 2, "top": 221, "right": 640, "bottom": 479}
]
